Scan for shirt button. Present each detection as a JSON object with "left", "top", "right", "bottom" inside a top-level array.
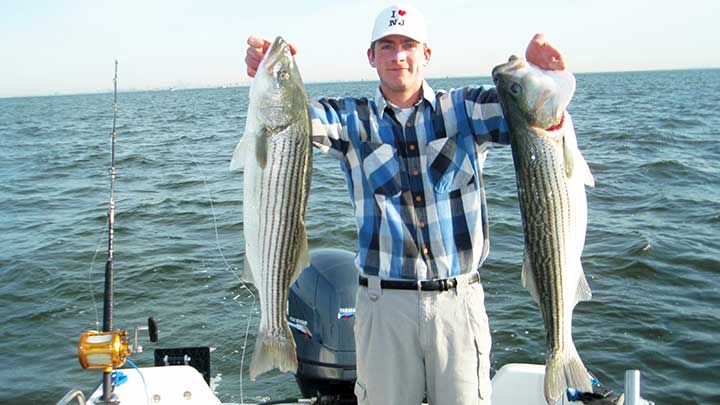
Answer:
[
  {"left": 406, "top": 121, "right": 413, "bottom": 128},
  {"left": 419, "top": 221, "right": 426, "bottom": 228},
  {"left": 422, "top": 247, "right": 429, "bottom": 255},
  {"left": 409, "top": 144, "right": 416, "bottom": 151},
  {"left": 412, "top": 169, "right": 419, "bottom": 176},
  {"left": 415, "top": 195, "right": 422, "bottom": 203}
]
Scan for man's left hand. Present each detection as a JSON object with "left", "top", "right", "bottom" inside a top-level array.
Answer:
[{"left": 525, "top": 33, "right": 566, "bottom": 71}]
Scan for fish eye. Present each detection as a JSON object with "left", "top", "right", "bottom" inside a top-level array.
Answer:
[
  {"left": 277, "top": 69, "right": 290, "bottom": 82},
  {"left": 510, "top": 83, "right": 522, "bottom": 95}
]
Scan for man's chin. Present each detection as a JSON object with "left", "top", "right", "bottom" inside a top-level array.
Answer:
[{"left": 382, "top": 76, "right": 420, "bottom": 91}]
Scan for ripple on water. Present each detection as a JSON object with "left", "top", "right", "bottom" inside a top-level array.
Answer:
[{"left": 2, "top": 71, "right": 720, "bottom": 403}]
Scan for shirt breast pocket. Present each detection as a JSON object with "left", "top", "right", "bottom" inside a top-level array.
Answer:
[
  {"left": 427, "top": 137, "right": 476, "bottom": 194},
  {"left": 360, "top": 142, "right": 402, "bottom": 197}
]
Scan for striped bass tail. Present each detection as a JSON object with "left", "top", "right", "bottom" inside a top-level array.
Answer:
[
  {"left": 544, "top": 341, "right": 593, "bottom": 403},
  {"left": 249, "top": 323, "right": 298, "bottom": 381}
]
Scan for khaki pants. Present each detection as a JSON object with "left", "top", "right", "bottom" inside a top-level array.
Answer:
[{"left": 353, "top": 274, "right": 492, "bottom": 405}]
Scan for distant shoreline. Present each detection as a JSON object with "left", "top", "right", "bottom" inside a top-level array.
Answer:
[{"left": 2, "top": 67, "right": 718, "bottom": 100}]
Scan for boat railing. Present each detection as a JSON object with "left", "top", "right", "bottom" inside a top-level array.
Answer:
[
  {"left": 56, "top": 389, "right": 86, "bottom": 405},
  {"left": 626, "top": 369, "right": 654, "bottom": 405}
]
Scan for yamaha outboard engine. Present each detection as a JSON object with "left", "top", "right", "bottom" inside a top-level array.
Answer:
[{"left": 288, "top": 248, "right": 358, "bottom": 403}]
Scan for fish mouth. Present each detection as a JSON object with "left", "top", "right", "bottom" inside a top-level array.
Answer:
[
  {"left": 262, "top": 36, "right": 292, "bottom": 71},
  {"left": 493, "top": 56, "right": 567, "bottom": 132},
  {"left": 492, "top": 55, "right": 525, "bottom": 81}
]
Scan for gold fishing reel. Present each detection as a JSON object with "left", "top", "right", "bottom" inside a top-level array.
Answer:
[
  {"left": 77, "top": 330, "right": 130, "bottom": 372},
  {"left": 77, "top": 318, "right": 158, "bottom": 373}
]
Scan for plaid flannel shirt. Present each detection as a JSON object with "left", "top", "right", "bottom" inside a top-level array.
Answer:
[{"left": 310, "top": 80, "right": 508, "bottom": 280}]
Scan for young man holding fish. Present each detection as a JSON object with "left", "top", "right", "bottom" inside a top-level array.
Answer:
[{"left": 244, "top": 4, "right": 566, "bottom": 405}]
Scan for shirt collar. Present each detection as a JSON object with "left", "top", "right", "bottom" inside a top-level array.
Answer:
[{"left": 375, "top": 80, "right": 436, "bottom": 119}]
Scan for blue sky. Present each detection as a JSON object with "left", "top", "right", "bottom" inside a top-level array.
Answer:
[{"left": 1, "top": 0, "right": 718, "bottom": 97}]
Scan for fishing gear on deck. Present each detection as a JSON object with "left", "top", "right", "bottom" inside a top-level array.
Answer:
[{"left": 75, "top": 61, "right": 159, "bottom": 404}]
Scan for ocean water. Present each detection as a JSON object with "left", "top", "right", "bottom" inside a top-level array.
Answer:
[{"left": 1, "top": 69, "right": 719, "bottom": 404}]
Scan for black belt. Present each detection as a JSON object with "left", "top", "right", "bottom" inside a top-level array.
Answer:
[{"left": 358, "top": 272, "right": 479, "bottom": 292}]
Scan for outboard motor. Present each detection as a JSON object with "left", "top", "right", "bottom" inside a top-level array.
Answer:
[{"left": 288, "top": 248, "right": 358, "bottom": 403}]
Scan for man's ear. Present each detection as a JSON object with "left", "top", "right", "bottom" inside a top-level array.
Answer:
[
  {"left": 367, "top": 47, "right": 376, "bottom": 68},
  {"left": 423, "top": 45, "right": 432, "bottom": 66}
]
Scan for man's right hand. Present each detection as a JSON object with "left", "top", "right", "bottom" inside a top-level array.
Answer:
[
  {"left": 245, "top": 36, "right": 298, "bottom": 78},
  {"left": 525, "top": 33, "right": 565, "bottom": 71}
]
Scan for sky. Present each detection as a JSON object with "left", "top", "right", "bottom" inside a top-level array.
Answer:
[{"left": 1, "top": 0, "right": 718, "bottom": 97}]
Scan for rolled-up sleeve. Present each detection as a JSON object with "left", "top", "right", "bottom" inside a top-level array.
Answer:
[
  {"left": 310, "top": 98, "right": 350, "bottom": 159},
  {"left": 462, "top": 85, "right": 509, "bottom": 146}
]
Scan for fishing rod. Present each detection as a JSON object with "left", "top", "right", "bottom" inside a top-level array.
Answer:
[
  {"left": 75, "top": 60, "right": 129, "bottom": 404},
  {"left": 99, "top": 59, "right": 120, "bottom": 402},
  {"left": 103, "top": 59, "right": 118, "bottom": 334},
  {"left": 73, "top": 60, "right": 159, "bottom": 404}
]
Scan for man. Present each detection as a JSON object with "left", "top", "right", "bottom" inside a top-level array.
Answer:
[{"left": 244, "top": 4, "right": 566, "bottom": 404}]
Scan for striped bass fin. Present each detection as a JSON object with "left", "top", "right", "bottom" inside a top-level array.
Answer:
[
  {"left": 229, "top": 130, "right": 253, "bottom": 171},
  {"left": 230, "top": 113, "right": 269, "bottom": 171},
  {"left": 249, "top": 323, "right": 297, "bottom": 380},
  {"left": 575, "top": 270, "right": 592, "bottom": 305},
  {"left": 254, "top": 126, "right": 268, "bottom": 169},
  {"left": 292, "top": 224, "right": 310, "bottom": 285},
  {"left": 562, "top": 116, "right": 595, "bottom": 187},
  {"left": 521, "top": 252, "right": 592, "bottom": 306},
  {"left": 545, "top": 340, "right": 593, "bottom": 402},
  {"left": 240, "top": 251, "right": 256, "bottom": 285},
  {"left": 521, "top": 251, "right": 540, "bottom": 304}
]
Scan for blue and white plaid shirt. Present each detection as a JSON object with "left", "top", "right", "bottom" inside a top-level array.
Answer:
[{"left": 310, "top": 81, "right": 509, "bottom": 280}]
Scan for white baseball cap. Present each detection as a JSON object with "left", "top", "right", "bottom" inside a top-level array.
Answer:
[{"left": 370, "top": 4, "right": 427, "bottom": 44}]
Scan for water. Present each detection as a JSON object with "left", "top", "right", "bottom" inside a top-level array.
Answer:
[{"left": 1, "top": 69, "right": 719, "bottom": 404}]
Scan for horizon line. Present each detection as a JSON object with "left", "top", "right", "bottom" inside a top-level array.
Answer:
[{"left": 1, "top": 66, "right": 718, "bottom": 100}]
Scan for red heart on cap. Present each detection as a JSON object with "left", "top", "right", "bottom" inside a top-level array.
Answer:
[{"left": 398, "top": 9, "right": 406, "bottom": 16}]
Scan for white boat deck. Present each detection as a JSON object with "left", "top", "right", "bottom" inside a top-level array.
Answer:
[{"left": 74, "top": 363, "right": 634, "bottom": 405}]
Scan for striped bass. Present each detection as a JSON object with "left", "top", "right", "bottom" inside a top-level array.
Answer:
[
  {"left": 229, "top": 36, "right": 312, "bottom": 381},
  {"left": 493, "top": 56, "right": 595, "bottom": 403}
]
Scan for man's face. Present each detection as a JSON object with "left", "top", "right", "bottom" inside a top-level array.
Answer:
[{"left": 368, "top": 35, "right": 431, "bottom": 95}]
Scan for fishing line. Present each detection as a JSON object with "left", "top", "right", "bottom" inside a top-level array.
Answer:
[
  {"left": 144, "top": 94, "right": 257, "bottom": 405},
  {"left": 180, "top": 137, "right": 257, "bottom": 405},
  {"left": 180, "top": 141, "right": 240, "bottom": 281},
  {"left": 80, "top": 65, "right": 257, "bottom": 404},
  {"left": 125, "top": 358, "right": 151, "bottom": 405},
  {"left": 82, "top": 88, "right": 258, "bottom": 403}
]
